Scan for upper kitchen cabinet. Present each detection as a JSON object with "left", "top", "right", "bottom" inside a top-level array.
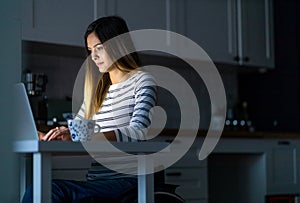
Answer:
[
  {"left": 179, "top": 0, "right": 274, "bottom": 68},
  {"left": 178, "top": 0, "right": 238, "bottom": 65},
  {"left": 21, "top": 0, "right": 94, "bottom": 47},
  {"left": 21, "top": 0, "right": 274, "bottom": 67},
  {"left": 98, "top": 0, "right": 177, "bottom": 32},
  {"left": 238, "top": 0, "right": 274, "bottom": 68}
]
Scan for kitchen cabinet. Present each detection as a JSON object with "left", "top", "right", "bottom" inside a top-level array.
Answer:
[
  {"left": 178, "top": 0, "right": 274, "bottom": 68},
  {"left": 21, "top": 0, "right": 274, "bottom": 68},
  {"left": 165, "top": 167, "right": 207, "bottom": 202},
  {"left": 100, "top": 0, "right": 177, "bottom": 32},
  {"left": 156, "top": 135, "right": 208, "bottom": 203},
  {"left": 95, "top": 0, "right": 274, "bottom": 68},
  {"left": 21, "top": 0, "right": 177, "bottom": 46},
  {"left": 102, "top": 0, "right": 274, "bottom": 68},
  {"left": 46, "top": 134, "right": 300, "bottom": 202},
  {"left": 94, "top": 0, "right": 237, "bottom": 64},
  {"left": 238, "top": 0, "right": 274, "bottom": 68},
  {"left": 266, "top": 139, "right": 300, "bottom": 195},
  {"left": 21, "top": 0, "right": 94, "bottom": 46},
  {"left": 164, "top": 147, "right": 208, "bottom": 203},
  {"left": 208, "top": 153, "right": 266, "bottom": 203},
  {"left": 177, "top": 0, "right": 238, "bottom": 64}
]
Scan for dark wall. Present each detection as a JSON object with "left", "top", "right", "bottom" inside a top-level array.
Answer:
[{"left": 238, "top": 0, "right": 300, "bottom": 132}]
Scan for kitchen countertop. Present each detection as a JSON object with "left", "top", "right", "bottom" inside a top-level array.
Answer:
[
  {"left": 218, "top": 130, "right": 300, "bottom": 138},
  {"left": 37, "top": 122, "right": 300, "bottom": 139},
  {"left": 159, "top": 129, "right": 300, "bottom": 138}
]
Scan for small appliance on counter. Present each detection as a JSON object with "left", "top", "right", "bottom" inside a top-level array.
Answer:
[
  {"left": 22, "top": 71, "right": 73, "bottom": 132},
  {"left": 24, "top": 72, "right": 48, "bottom": 96},
  {"left": 23, "top": 71, "right": 48, "bottom": 124}
]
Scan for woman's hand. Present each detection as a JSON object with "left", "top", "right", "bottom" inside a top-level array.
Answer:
[
  {"left": 41, "top": 126, "right": 71, "bottom": 141},
  {"left": 38, "top": 131, "right": 45, "bottom": 140}
]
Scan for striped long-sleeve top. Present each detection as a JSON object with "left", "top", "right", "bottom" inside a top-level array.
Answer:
[{"left": 76, "top": 70, "right": 157, "bottom": 179}]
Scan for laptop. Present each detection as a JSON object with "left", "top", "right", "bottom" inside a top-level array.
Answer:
[{"left": 14, "top": 83, "right": 39, "bottom": 140}]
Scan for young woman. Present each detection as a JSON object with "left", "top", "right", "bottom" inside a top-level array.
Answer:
[{"left": 22, "top": 16, "right": 157, "bottom": 202}]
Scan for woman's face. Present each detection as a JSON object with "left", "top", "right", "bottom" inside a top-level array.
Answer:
[{"left": 87, "top": 32, "right": 114, "bottom": 73}]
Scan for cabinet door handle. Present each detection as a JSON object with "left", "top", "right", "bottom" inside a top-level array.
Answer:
[
  {"left": 234, "top": 56, "right": 240, "bottom": 62},
  {"left": 277, "top": 141, "right": 290, "bottom": 145},
  {"left": 243, "top": 57, "right": 250, "bottom": 62},
  {"left": 166, "top": 172, "right": 182, "bottom": 177}
]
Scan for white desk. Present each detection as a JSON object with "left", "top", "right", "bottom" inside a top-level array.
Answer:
[{"left": 14, "top": 140, "right": 168, "bottom": 203}]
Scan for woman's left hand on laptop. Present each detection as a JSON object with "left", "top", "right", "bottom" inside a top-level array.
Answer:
[{"left": 40, "top": 126, "right": 71, "bottom": 141}]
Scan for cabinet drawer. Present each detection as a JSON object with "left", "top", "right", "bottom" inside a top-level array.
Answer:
[
  {"left": 165, "top": 168, "right": 208, "bottom": 199},
  {"left": 172, "top": 148, "right": 207, "bottom": 168},
  {"left": 52, "top": 156, "right": 91, "bottom": 181},
  {"left": 52, "top": 155, "right": 92, "bottom": 169},
  {"left": 52, "top": 170, "right": 87, "bottom": 181}
]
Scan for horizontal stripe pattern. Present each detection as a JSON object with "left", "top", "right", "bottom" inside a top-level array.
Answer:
[
  {"left": 75, "top": 71, "right": 157, "bottom": 179},
  {"left": 95, "top": 71, "right": 156, "bottom": 140}
]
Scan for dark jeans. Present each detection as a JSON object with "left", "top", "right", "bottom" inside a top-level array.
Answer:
[{"left": 22, "top": 178, "right": 137, "bottom": 203}]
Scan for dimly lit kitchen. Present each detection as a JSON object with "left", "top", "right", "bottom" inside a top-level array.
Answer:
[{"left": 1, "top": 0, "right": 300, "bottom": 203}]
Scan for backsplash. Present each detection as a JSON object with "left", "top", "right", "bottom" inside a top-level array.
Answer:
[
  {"left": 22, "top": 41, "right": 238, "bottom": 130},
  {"left": 22, "top": 41, "right": 86, "bottom": 100}
]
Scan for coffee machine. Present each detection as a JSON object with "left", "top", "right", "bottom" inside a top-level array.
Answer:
[
  {"left": 24, "top": 72, "right": 48, "bottom": 123},
  {"left": 24, "top": 72, "right": 48, "bottom": 96}
]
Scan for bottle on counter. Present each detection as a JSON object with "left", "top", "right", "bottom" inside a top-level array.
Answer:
[
  {"left": 239, "top": 101, "right": 255, "bottom": 132},
  {"left": 226, "top": 100, "right": 255, "bottom": 132},
  {"left": 225, "top": 107, "right": 235, "bottom": 131}
]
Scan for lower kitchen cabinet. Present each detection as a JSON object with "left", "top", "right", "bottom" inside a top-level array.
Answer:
[
  {"left": 164, "top": 145, "right": 208, "bottom": 203},
  {"left": 208, "top": 153, "right": 266, "bottom": 203},
  {"left": 266, "top": 139, "right": 300, "bottom": 195},
  {"left": 165, "top": 167, "right": 208, "bottom": 201},
  {"left": 48, "top": 136, "right": 300, "bottom": 203}
]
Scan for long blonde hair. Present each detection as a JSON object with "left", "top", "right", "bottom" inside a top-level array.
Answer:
[{"left": 83, "top": 16, "right": 140, "bottom": 119}]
